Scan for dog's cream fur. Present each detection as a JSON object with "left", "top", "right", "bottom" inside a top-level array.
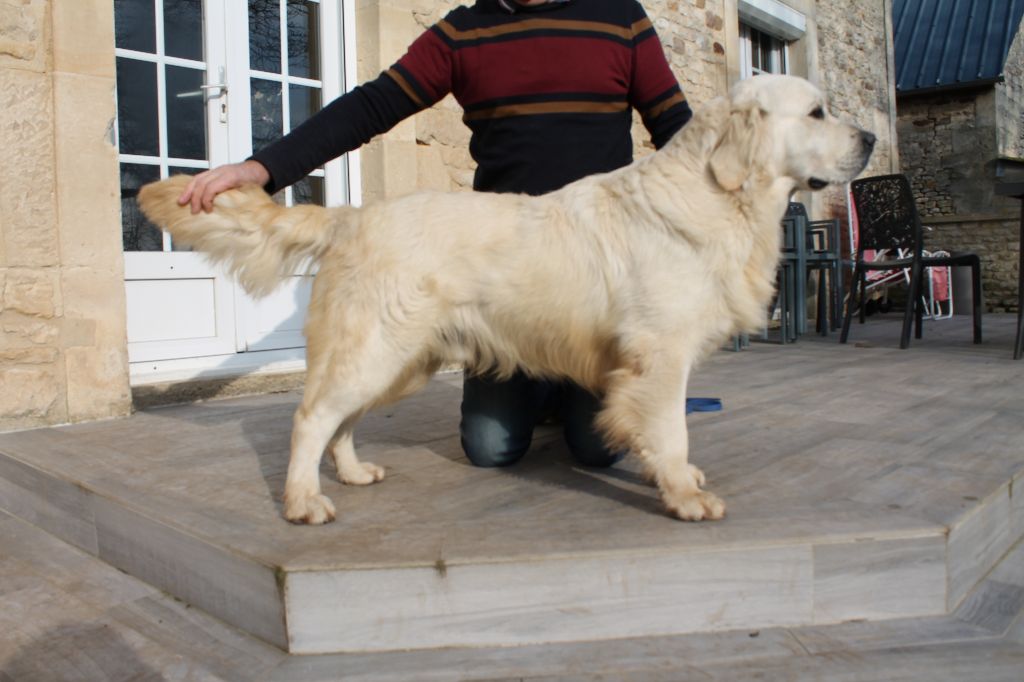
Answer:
[{"left": 139, "top": 75, "right": 873, "bottom": 525}]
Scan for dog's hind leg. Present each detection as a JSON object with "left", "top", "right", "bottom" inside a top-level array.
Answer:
[
  {"left": 329, "top": 428, "right": 385, "bottom": 486},
  {"left": 283, "top": 396, "right": 348, "bottom": 524},
  {"left": 327, "top": 354, "right": 439, "bottom": 486},
  {"left": 597, "top": 346, "right": 725, "bottom": 522},
  {"left": 283, "top": 326, "right": 437, "bottom": 524}
]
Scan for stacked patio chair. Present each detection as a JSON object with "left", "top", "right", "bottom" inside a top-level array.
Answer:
[{"left": 785, "top": 202, "right": 844, "bottom": 336}]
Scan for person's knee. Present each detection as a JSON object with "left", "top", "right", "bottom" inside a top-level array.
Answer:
[
  {"left": 564, "top": 426, "right": 624, "bottom": 468},
  {"left": 460, "top": 371, "right": 545, "bottom": 468},
  {"left": 560, "top": 383, "right": 623, "bottom": 468},
  {"left": 460, "top": 417, "right": 530, "bottom": 468}
]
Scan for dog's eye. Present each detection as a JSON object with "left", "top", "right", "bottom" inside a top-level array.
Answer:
[{"left": 809, "top": 106, "right": 825, "bottom": 119}]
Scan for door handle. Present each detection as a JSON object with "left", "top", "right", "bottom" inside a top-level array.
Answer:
[
  {"left": 175, "top": 83, "right": 227, "bottom": 99},
  {"left": 176, "top": 68, "right": 228, "bottom": 122},
  {"left": 199, "top": 82, "right": 228, "bottom": 95},
  {"left": 176, "top": 67, "right": 228, "bottom": 101}
]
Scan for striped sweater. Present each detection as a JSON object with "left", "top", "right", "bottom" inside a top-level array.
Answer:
[{"left": 252, "top": 0, "right": 692, "bottom": 196}]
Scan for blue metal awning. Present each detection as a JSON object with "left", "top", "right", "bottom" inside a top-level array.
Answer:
[{"left": 894, "top": 0, "right": 1024, "bottom": 94}]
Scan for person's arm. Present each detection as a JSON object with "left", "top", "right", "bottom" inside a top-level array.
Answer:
[
  {"left": 627, "top": 2, "right": 693, "bottom": 150},
  {"left": 179, "top": 22, "right": 454, "bottom": 213},
  {"left": 250, "top": 74, "right": 422, "bottom": 194}
]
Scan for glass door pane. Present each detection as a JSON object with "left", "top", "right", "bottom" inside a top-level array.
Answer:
[
  {"left": 247, "top": 0, "right": 325, "bottom": 206},
  {"left": 115, "top": 0, "right": 208, "bottom": 252}
]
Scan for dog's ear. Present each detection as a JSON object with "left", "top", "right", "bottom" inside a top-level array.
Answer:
[{"left": 709, "top": 106, "right": 767, "bottom": 192}]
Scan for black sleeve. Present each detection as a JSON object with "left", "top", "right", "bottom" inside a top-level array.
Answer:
[
  {"left": 249, "top": 72, "right": 422, "bottom": 194},
  {"left": 646, "top": 95, "right": 693, "bottom": 150}
]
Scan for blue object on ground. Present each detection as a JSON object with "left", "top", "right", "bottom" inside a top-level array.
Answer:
[{"left": 686, "top": 397, "right": 722, "bottom": 414}]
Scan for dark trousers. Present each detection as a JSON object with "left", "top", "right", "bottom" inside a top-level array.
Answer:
[{"left": 459, "top": 371, "right": 624, "bottom": 468}]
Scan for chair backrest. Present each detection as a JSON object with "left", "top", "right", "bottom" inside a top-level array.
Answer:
[
  {"left": 785, "top": 202, "right": 808, "bottom": 219},
  {"left": 849, "top": 174, "right": 921, "bottom": 254},
  {"left": 786, "top": 201, "right": 839, "bottom": 256},
  {"left": 781, "top": 202, "right": 807, "bottom": 253}
]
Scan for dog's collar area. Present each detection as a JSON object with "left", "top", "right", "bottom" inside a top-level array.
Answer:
[{"left": 808, "top": 178, "right": 828, "bottom": 190}]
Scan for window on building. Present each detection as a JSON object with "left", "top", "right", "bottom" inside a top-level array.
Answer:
[{"left": 739, "top": 22, "right": 788, "bottom": 78}]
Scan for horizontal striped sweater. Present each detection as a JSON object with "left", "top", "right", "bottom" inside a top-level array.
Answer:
[{"left": 252, "top": 0, "right": 692, "bottom": 196}]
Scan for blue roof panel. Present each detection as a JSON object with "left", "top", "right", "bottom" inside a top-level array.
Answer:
[{"left": 894, "top": 0, "right": 1024, "bottom": 93}]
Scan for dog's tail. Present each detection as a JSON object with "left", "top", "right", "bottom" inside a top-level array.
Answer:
[{"left": 137, "top": 175, "right": 352, "bottom": 297}]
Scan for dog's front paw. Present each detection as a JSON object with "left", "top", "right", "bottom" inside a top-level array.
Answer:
[
  {"left": 284, "top": 492, "right": 337, "bottom": 525},
  {"left": 664, "top": 490, "right": 726, "bottom": 521},
  {"left": 338, "top": 461, "right": 385, "bottom": 486}
]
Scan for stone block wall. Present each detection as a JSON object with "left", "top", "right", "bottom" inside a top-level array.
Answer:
[
  {"left": 895, "top": 90, "right": 1017, "bottom": 218},
  {"left": 894, "top": 23, "right": 1024, "bottom": 313},
  {"left": 0, "top": 0, "right": 131, "bottom": 431},
  {"left": 363, "top": 0, "right": 896, "bottom": 207},
  {"left": 813, "top": 0, "right": 898, "bottom": 222},
  {"left": 894, "top": 91, "right": 1020, "bottom": 311},
  {"left": 0, "top": 0, "right": 901, "bottom": 429},
  {"left": 923, "top": 217, "right": 1019, "bottom": 314}
]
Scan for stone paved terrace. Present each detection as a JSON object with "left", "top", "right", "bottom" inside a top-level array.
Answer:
[{"left": 2, "top": 314, "right": 1024, "bottom": 678}]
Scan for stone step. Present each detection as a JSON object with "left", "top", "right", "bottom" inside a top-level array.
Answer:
[
  {"left": 2, "top": 322, "right": 1023, "bottom": 654},
  {"left": 5, "top": 505, "right": 1024, "bottom": 681}
]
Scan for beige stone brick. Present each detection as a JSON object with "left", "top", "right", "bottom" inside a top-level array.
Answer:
[
  {"left": 0, "top": 210, "right": 7, "bottom": 266},
  {"left": 3, "top": 268, "right": 59, "bottom": 318},
  {"left": 0, "top": 0, "right": 49, "bottom": 72},
  {"left": 0, "top": 67, "right": 59, "bottom": 267},
  {"left": 61, "top": 266, "right": 127, "bottom": 346},
  {"left": 1, "top": 314, "right": 60, "bottom": 346},
  {"left": 65, "top": 345, "right": 131, "bottom": 422},
  {"left": 0, "top": 346, "right": 57, "bottom": 363},
  {"left": 0, "top": 365, "right": 62, "bottom": 421},
  {"left": 381, "top": 139, "right": 418, "bottom": 199},
  {"left": 51, "top": 0, "right": 115, "bottom": 78},
  {"left": 52, "top": 71, "right": 122, "bottom": 268},
  {"left": 355, "top": 0, "right": 382, "bottom": 82},
  {"left": 60, "top": 266, "right": 130, "bottom": 420},
  {"left": 416, "top": 144, "right": 452, "bottom": 193},
  {"left": 378, "top": 5, "right": 420, "bottom": 68},
  {"left": 60, "top": 318, "right": 97, "bottom": 348}
]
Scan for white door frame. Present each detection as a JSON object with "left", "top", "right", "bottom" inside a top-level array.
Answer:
[{"left": 124, "top": 0, "right": 361, "bottom": 385}]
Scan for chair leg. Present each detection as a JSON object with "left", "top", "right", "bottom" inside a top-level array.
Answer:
[
  {"left": 817, "top": 270, "right": 828, "bottom": 336},
  {"left": 858, "top": 269, "right": 868, "bottom": 325},
  {"left": 840, "top": 263, "right": 860, "bottom": 344},
  {"left": 914, "top": 268, "right": 925, "bottom": 340},
  {"left": 835, "top": 260, "right": 843, "bottom": 329},
  {"left": 827, "top": 260, "right": 835, "bottom": 329},
  {"left": 971, "top": 258, "right": 983, "bottom": 344},
  {"left": 901, "top": 262, "right": 921, "bottom": 349},
  {"left": 787, "top": 266, "right": 797, "bottom": 342},
  {"left": 778, "top": 268, "right": 788, "bottom": 344}
]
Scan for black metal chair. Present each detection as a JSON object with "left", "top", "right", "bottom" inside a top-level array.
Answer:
[{"left": 840, "top": 174, "right": 983, "bottom": 349}]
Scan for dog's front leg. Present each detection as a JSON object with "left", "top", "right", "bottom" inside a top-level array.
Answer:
[
  {"left": 598, "top": 351, "right": 725, "bottom": 521},
  {"left": 646, "top": 410, "right": 726, "bottom": 522}
]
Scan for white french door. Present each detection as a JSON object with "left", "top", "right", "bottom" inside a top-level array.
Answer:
[{"left": 114, "top": 0, "right": 357, "bottom": 383}]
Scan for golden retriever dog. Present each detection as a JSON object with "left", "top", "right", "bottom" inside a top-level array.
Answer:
[{"left": 139, "top": 75, "right": 874, "bottom": 525}]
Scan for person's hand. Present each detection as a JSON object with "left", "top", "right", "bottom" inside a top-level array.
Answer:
[{"left": 177, "top": 160, "right": 271, "bottom": 214}]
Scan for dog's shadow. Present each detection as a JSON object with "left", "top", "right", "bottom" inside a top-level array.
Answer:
[{"left": 237, "top": 378, "right": 663, "bottom": 521}]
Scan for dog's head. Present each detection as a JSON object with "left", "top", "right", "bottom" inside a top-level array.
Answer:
[{"left": 705, "top": 75, "right": 875, "bottom": 192}]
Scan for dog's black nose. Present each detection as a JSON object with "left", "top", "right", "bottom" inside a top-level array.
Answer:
[{"left": 861, "top": 131, "right": 877, "bottom": 152}]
